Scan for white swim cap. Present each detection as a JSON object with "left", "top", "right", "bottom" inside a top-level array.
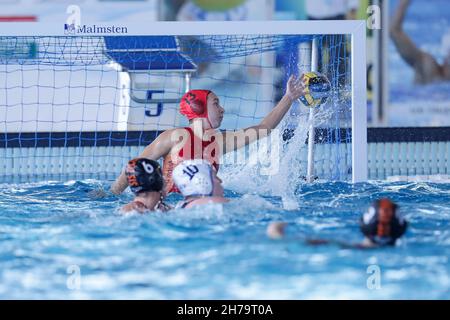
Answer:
[{"left": 173, "top": 160, "right": 214, "bottom": 197}]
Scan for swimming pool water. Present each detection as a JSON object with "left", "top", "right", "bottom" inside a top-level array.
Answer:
[{"left": 0, "top": 180, "right": 449, "bottom": 299}]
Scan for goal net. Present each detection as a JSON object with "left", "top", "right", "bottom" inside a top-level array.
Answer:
[{"left": 0, "top": 21, "right": 367, "bottom": 185}]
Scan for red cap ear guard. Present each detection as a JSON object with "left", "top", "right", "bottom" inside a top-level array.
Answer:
[{"left": 179, "top": 90, "right": 211, "bottom": 120}]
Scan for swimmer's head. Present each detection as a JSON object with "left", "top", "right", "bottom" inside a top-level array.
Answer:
[
  {"left": 125, "top": 158, "right": 164, "bottom": 195},
  {"left": 267, "top": 222, "right": 287, "bottom": 240},
  {"left": 179, "top": 90, "right": 224, "bottom": 129},
  {"left": 173, "top": 159, "right": 223, "bottom": 198},
  {"left": 360, "top": 198, "right": 407, "bottom": 246}
]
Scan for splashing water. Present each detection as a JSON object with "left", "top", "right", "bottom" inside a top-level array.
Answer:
[
  {"left": 0, "top": 179, "right": 449, "bottom": 299},
  {"left": 221, "top": 96, "right": 336, "bottom": 210}
]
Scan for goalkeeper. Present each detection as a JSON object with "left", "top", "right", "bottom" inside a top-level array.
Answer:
[{"left": 110, "top": 75, "right": 305, "bottom": 195}]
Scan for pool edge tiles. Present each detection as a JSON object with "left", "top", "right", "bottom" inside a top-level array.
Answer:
[{"left": 0, "top": 127, "right": 449, "bottom": 183}]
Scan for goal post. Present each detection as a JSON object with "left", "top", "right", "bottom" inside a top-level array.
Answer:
[
  {"left": 350, "top": 21, "right": 369, "bottom": 183},
  {"left": 0, "top": 20, "right": 367, "bottom": 184}
]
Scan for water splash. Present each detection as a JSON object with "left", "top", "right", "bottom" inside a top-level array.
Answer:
[{"left": 220, "top": 100, "right": 335, "bottom": 209}]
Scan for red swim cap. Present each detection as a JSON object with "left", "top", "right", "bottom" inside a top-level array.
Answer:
[{"left": 179, "top": 89, "right": 211, "bottom": 120}]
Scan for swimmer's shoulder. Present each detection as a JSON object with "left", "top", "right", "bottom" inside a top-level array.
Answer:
[
  {"left": 158, "top": 128, "right": 184, "bottom": 141},
  {"left": 154, "top": 128, "right": 191, "bottom": 153},
  {"left": 121, "top": 201, "right": 148, "bottom": 214},
  {"left": 163, "top": 127, "right": 222, "bottom": 142},
  {"left": 305, "top": 238, "right": 379, "bottom": 250}
]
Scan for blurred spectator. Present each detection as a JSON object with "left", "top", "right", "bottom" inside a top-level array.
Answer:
[
  {"left": 163, "top": 0, "right": 187, "bottom": 21},
  {"left": 175, "top": 0, "right": 248, "bottom": 21},
  {"left": 305, "top": 0, "right": 359, "bottom": 20},
  {"left": 390, "top": 0, "right": 450, "bottom": 84}
]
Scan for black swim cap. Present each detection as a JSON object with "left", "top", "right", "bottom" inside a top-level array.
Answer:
[
  {"left": 360, "top": 199, "right": 408, "bottom": 246},
  {"left": 125, "top": 158, "right": 164, "bottom": 194}
]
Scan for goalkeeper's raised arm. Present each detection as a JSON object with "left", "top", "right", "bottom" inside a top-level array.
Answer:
[{"left": 110, "top": 75, "right": 305, "bottom": 195}]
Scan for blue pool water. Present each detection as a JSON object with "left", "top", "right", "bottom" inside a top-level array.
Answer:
[{"left": 0, "top": 180, "right": 449, "bottom": 299}]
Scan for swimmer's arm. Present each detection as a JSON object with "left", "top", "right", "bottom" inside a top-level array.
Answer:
[
  {"left": 306, "top": 238, "right": 377, "bottom": 250},
  {"left": 222, "top": 75, "right": 304, "bottom": 153},
  {"left": 389, "top": 0, "right": 435, "bottom": 71},
  {"left": 110, "top": 130, "right": 175, "bottom": 195},
  {"left": 345, "top": 0, "right": 358, "bottom": 19},
  {"left": 305, "top": 238, "right": 332, "bottom": 245}
]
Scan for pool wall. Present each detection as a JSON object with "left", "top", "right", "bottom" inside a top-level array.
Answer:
[{"left": 1, "top": 127, "right": 448, "bottom": 183}]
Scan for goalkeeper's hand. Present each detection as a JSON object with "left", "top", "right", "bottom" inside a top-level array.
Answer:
[{"left": 286, "top": 74, "right": 306, "bottom": 102}]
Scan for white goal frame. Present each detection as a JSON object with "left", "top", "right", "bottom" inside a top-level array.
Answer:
[{"left": 1, "top": 20, "right": 368, "bottom": 183}]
